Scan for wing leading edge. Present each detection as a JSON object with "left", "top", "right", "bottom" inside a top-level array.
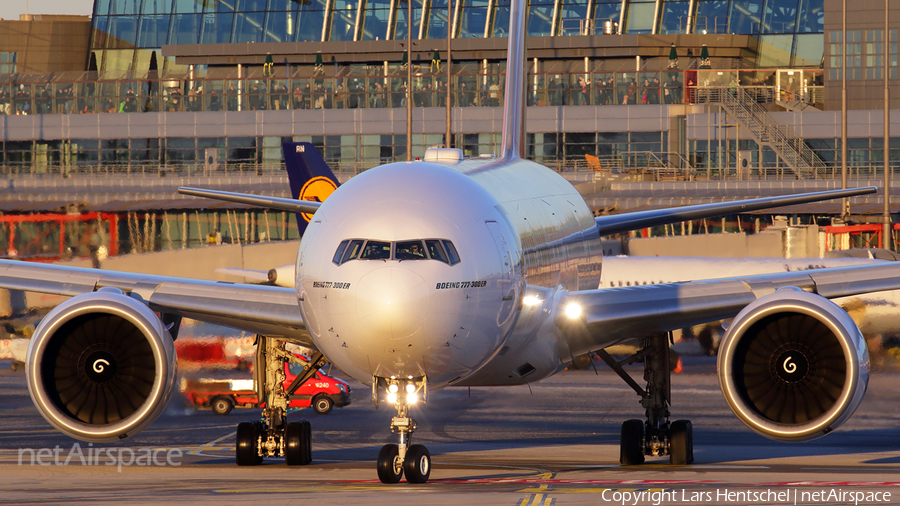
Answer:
[
  {"left": 594, "top": 186, "right": 877, "bottom": 237},
  {"left": 0, "top": 259, "right": 311, "bottom": 346},
  {"left": 178, "top": 187, "right": 322, "bottom": 215},
  {"left": 558, "top": 261, "right": 900, "bottom": 357}
]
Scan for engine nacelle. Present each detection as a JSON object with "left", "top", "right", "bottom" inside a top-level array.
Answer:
[
  {"left": 26, "top": 289, "right": 177, "bottom": 442},
  {"left": 718, "top": 288, "right": 868, "bottom": 442}
]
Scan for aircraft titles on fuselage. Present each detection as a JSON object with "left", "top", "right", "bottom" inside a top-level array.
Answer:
[
  {"left": 436, "top": 281, "right": 488, "bottom": 289},
  {"left": 312, "top": 281, "right": 352, "bottom": 289}
]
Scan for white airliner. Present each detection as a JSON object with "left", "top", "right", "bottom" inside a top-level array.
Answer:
[{"left": 1, "top": 0, "right": 898, "bottom": 484}]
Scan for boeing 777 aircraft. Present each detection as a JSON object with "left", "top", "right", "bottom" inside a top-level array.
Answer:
[{"left": 1, "top": 0, "right": 898, "bottom": 484}]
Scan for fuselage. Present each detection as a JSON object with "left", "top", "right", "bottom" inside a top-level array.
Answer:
[{"left": 295, "top": 156, "right": 603, "bottom": 388}]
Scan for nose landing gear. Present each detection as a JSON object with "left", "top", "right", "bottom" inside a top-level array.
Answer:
[
  {"left": 374, "top": 376, "right": 430, "bottom": 483},
  {"left": 597, "top": 332, "right": 694, "bottom": 466}
]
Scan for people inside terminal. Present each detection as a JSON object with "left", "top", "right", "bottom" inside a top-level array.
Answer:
[{"left": 0, "top": 0, "right": 896, "bottom": 177}]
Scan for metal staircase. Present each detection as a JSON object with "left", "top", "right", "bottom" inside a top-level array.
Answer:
[{"left": 699, "top": 87, "right": 826, "bottom": 179}]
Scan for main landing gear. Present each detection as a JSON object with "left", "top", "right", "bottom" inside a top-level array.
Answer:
[
  {"left": 596, "top": 332, "right": 694, "bottom": 466},
  {"left": 236, "top": 336, "right": 328, "bottom": 467},
  {"left": 374, "top": 376, "right": 430, "bottom": 483}
]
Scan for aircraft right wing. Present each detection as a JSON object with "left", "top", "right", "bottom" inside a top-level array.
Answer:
[
  {"left": 594, "top": 187, "right": 876, "bottom": 237},
  {"left": 558, "top": 261, "right": 900, "bottom": 357}
]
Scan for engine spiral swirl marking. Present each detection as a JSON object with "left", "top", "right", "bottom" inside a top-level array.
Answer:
[
  {"left": 93, "top": 359, "right": 110, "bottom": 373},
  {"left": 774, "top": 350, "right": 809, "bottom": 383},
  {"left": 84, "top": 351, "right": 118, "bottom": 383}
]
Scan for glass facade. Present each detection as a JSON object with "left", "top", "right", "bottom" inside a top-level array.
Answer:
[
  {"left": 0, "top": 67, "right": 820, "bottom": 116},
  {"left": 0, "top": 53, "right": 16, "bottom": 75},
  {"left": 90, "top": 0, "right": 826, "bottom": 73},
  {"left": 828, "top": 29, "right": 898, "bottom": 81}
]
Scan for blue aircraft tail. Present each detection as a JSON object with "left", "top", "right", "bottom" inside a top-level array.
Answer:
[{"left": 283, "top": 142, "right": 340, "bottom": 236}]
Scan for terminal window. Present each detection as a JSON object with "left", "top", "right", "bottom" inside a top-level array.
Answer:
[{"left": 0, "top": 52, "right": 16, "bottom": 74}]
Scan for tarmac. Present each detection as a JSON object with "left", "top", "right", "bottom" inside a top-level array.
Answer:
[{"left": 3, "top": 353, "right": 900, "bottom": 505}]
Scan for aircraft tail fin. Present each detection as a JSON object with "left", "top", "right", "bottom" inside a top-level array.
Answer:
[
  {"left": 499, "top": 0, "right": 527, "bottom": 160},
  {"left": 283, "top": 142, "right": 340, "bottom": 236}
]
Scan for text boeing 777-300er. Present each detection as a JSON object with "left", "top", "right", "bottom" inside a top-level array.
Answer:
[{"left": 1, "top": 1, "right": 898, "bottom": 484}]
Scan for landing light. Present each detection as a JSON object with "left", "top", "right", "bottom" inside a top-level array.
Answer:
[
  {"left": 406, "top": 383, "right": 416, "bottom": 393},
  {"left": 407, "top": 392, "right": 418, "bottom": 404},
  {"left": 388, "top": 384, "right": 399, "bottom": 394},
  {"left": 564, "top": 302, "right": 583, "bottom": 319},
  {"left": 522, "top": 295, "right": 542, "bottom": 307},
  {"left": 387, "top": 392, "right": 398, "bottom": 404}
]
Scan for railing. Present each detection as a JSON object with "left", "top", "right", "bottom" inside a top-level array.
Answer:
[
  {"left": 0, "top": 68, "right": 824, "bottom": 116},
  {"left": 3, "top": 156, "right": 898, "bottom": 184},
  {"left": 695, "top": 86, "right": 826, "bottom": 179},
  {"left": 680, "top": 16, "right": 728, "bottom": 35}
]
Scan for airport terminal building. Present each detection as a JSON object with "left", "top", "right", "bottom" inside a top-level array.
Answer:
[{"left": 0, "top": 0, "right": 897, "bottom": 178}]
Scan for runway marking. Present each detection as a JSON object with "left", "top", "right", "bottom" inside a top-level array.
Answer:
[
  {"left": 516, "top": 493, "right": 554, "bottom": 506},
  {"left": 0, "top": 429, "right": 59, "bottom": 434},
  {"left": 212, "top": 477, "right": 718, "bottom": 494},
  {"left": 213, "top": 485, "right": 413, "bottom": 493},
  {"left": 759, "top": 481, "right": 900, "bottom": 486},
  {"left": 518, "top": 487, "right": 668, "bottom": 495},
  {"left": 189, "top": 431, "right": 237, "bottom": 456},
  {"left": 205, "top": 432, "right": 237, "bottom": 447}
]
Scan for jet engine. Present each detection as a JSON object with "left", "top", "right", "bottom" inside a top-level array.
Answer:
[
  {"left": 25, "top": 288, "right": 177, "bottom": 442},
  {"left": 717, "top": 288, "right": 868, "bottom": 442}
]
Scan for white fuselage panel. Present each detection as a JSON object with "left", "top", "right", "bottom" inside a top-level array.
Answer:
[{"left": 296, "top": 158, "right": 603, "bottom": 388}]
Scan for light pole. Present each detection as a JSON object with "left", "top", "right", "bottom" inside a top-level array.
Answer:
[
  {"left": 406, "top": 0, "right": 413, "bottom": 161},
  {"left": 883, "top": 0, "right": 891, "bottom": 249},
  {"left": 446, "top": 0, "right": 453, "bottom": 148},
  {"left": 841, "top": 0, "right": 849, "bottom": 221}
]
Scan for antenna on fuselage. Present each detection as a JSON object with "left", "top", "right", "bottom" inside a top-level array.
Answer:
[{"left": 499, "top": 0, "right": 526, "bottom": 161}]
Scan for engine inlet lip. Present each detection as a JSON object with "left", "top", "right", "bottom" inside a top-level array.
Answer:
[
  {"left": 718, "top": 291, "right": 866, "bottom": 442},
  {"left": 25, "top": 292, "right": 175, "bottom": 443}
]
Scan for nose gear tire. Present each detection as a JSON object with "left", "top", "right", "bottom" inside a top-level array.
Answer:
[
  {"left": 377, "top": 444, "right": 403, "bottom": 483},
  {"left": 403, "top": 444, "right": 431, "bottom": 483}
]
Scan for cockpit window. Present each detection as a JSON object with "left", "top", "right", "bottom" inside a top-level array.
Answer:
[
  {"left": 333, "top": 239, "right": 364, "bottom": 265},
  {"left": 443, "top": 240, "right": 461, "bottom": 265},
  {"left": 334, "top": 239, "right": 460, "bottom": 265},
  {"left": 396, "top": 240, "right": 427, "bottom": 260},
  {"left": 342, "top": 240, "right": 364, "bottom": 263},
  {"left": 360, "top": 240, "right": 391, "bottom": 260},
  {"left": 332, "top": 240, "right": 349, "bottom": 265},
  {"left": 425, "top": 240, "right": 448, "bottom": 264}
]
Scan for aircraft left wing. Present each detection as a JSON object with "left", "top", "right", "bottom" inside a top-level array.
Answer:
[
  {"left": 558, "top": 261, "right": 900, "bottom": 357},
  {"left": 0, "top": 259, "right": 311, "bottom": 345}
]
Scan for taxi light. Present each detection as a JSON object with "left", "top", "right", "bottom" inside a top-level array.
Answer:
[
  {"left": 522, "top": 295, "right": 542, "bottom": 306},
  {"left": 564, "top": 302, "right": 583, "bottom": 319},
  {"left": 388, "top": 384, "right": 399, "bottom": 394},
  {"left": 387, "top": 392, "right": 398, "bottom": 404},
  {"left": 406, "top": 383, "right": 416, "bottom": 393},
  {"left": 407, "top": 392, "right": 417, "bottom": 404}
]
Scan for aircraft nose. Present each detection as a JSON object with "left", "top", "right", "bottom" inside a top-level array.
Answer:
[{"left": 356, "top": 266, "right": 426, "bottom": 340}]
